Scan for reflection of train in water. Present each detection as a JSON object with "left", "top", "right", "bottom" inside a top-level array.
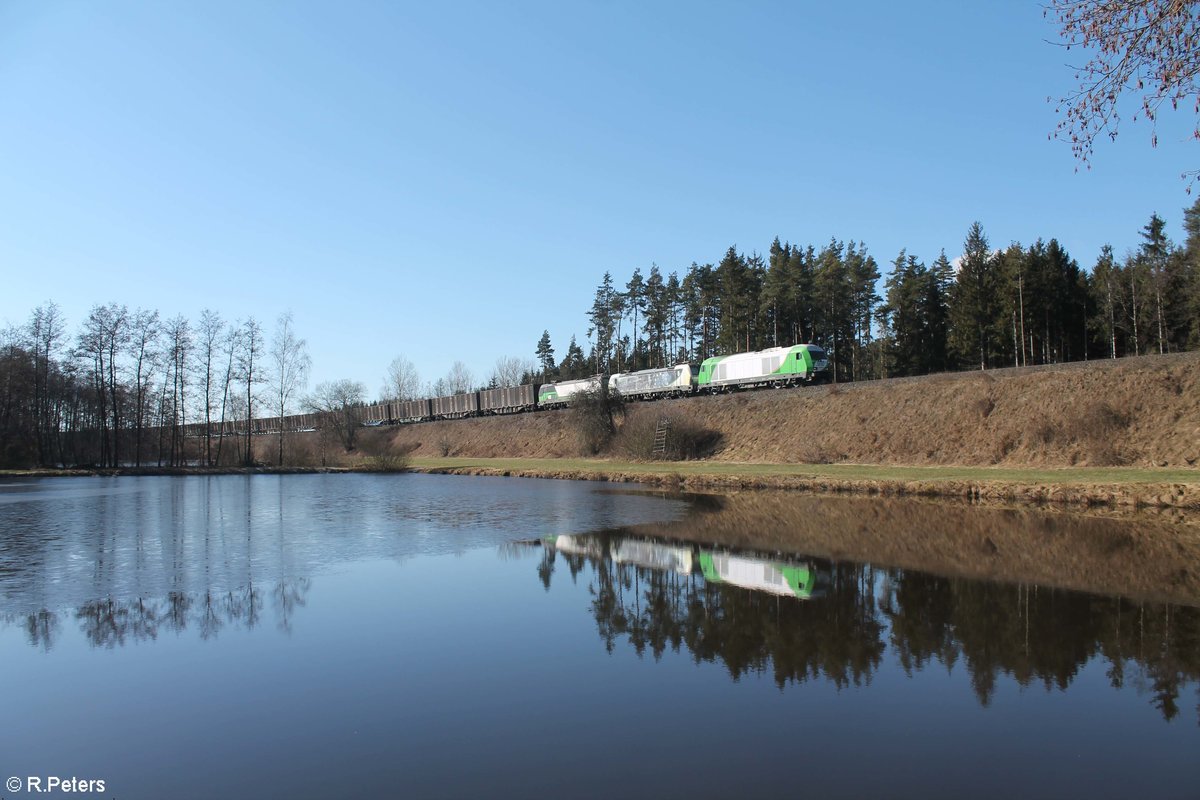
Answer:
[
  {"left": 698, "top": 551, "right": 818, "bottom": 598},
  {"left": 543, "top": 534, "right": 825, "bottom": 600}
]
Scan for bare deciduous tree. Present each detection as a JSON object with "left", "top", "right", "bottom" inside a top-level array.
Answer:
[
  {"left": 215, "top": 322, "right": 242, "bottom": 466},
  {"left": 305, "top": 379, "right": 366, "bottom": 454},
  {"left": 128, "top": 309, "right": 160, "bottom": 467},
  {"left": 488, "top": 355, "right": 534, "bottom": 388},
  {"left": 28, "top": 302, "right": 66, "bottom": 465},
  {"left": 159, "top": 315, "right": 192, "bottom": 466},
  {"left": 445, "top": 361, "right": 473, "bottom": 394},
  {"left": 77, "top": 302, "right": 128, "bottom": 467},
  {"left": 237, "top": 318, "right": 264, "bottom": 466},
  {"left": 1047, "top": 0, "right": 1200, "bottom": 179},
  {"left": 268, "top": 311, "right": 311, "bottom": 466},
  {"left": 382, "top": 354, "right": 420, "bottom": 401},
  {"left": 197, "top": 309, "right": 224, "bottom": 466}
]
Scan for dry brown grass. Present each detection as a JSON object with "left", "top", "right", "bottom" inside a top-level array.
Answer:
[
  {"left": 613, "top": 406, "right": 722, "bottom": 461},
  {"left": 378, "top": 352, "right": 1200, "bottom": 470}
]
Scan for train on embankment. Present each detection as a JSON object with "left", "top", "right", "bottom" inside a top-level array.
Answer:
[{"left": 182, "top": 343, "right": 830, "bottom": 437}]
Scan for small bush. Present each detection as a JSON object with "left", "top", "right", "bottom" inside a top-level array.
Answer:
[
  {"left": 360, "top": 454, "right": 410, "bottom": 472},
  {"left": 797, "top": 443, "right": 835, "bottom": 464},
  {"left": 571, "top": 384, "right": 625, "bottom": 455}
]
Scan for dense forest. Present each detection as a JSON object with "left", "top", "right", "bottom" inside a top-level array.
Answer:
[
  {"left": 536, "top": 200, "right": 1200, "bottom": 384},
  {"left": 3, "top": 199, "right": 1200, "bottom": 469}
]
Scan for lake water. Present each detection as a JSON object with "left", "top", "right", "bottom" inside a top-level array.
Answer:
[{"left": 1, "top": 474, "right": 1197, "bottom": 799}]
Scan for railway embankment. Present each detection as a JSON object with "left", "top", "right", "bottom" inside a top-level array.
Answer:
[{"left": 390, "top": 352, "right": 1200, "bottom": 507}]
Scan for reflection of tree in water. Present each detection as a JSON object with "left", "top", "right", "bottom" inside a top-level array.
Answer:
[
  {"left": 3, "top": 578, "right": 312, "bottom": 651},
  {"left": 552, "top": 543, "right": 884, "bottom": 689},
  {"left": 883, "top": 572, "right": 1200, "bottom": 720},
  {"left": 273, "top": 577, "right": 312, "bottom": 634},
  {"left": 23, "top": 609, "right": 60, "bottom": 652},
  {"left": 542, "top": 539, "right": 1200, "bottom": 722}
]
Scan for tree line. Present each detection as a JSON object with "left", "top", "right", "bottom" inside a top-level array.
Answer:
[
  {"left": 534, "top": 200, "right": 1200, "bottom": 384},
  {"left": 0, "top": 307, "right": 324, "bottom": 469},
  {"left": 0, "top": 299, "right": 538, "bottom": 469}
]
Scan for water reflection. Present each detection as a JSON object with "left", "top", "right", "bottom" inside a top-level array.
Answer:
[
  {"left": 3, "top": 475, "right": 1199, "bottom": 729},
  {"left": 533, "top": 531, "right": 1200, "bottom": 723},
  {"left": 6, "top": 579, "right": 313, "bottom": 651},
  {"left": 0, "top": 473, "right": 689, "bottom": 613}
]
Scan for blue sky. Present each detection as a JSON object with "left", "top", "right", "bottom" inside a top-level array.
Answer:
[{"left": 2, "top": 1, "right": 1196, "bottom": 395}]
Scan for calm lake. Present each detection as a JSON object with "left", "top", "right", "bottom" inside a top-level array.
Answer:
[{"left": 1, "top": 474, "right": 1197, "bottom": 799}]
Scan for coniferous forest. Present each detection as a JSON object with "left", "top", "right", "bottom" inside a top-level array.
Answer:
[
  {"left": 4, "top": 200, "right": 1200, "bottom": 469},
  {"left": 538, "top": 202, "right": 1200, "bottom": 384}
]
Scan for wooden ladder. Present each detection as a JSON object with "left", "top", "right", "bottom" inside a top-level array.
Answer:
[{"left": 652, "top": 418, "right": 671, "bottom": 456}]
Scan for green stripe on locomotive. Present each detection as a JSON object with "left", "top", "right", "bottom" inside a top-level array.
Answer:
[
  {"left": 698, "top": 551, "right": 817, "bottom": 599},
  {"left": 696, "top": 344, "right": 823, "bottom": 386}
]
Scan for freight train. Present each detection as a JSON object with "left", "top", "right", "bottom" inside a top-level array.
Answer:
[{"left": 181, "top": 343, "right": 829, "bottom": 437}]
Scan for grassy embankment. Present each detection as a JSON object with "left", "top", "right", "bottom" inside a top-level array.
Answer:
[{"left": 393, "top": 352, "right": 1200, "bottom": 507}]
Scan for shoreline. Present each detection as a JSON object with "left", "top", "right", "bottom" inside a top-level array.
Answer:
[
  {"left": 403, "top": 457, "right": 1200, "bottom": 510},
  {"left": 0, "top": 466, "right": 355, "bottom": 477},
  {"left": 6, "top": 458, "right": 1200, "bottom": 509}
]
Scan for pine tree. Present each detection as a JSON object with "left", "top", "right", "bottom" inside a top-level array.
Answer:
[
  {"left": 625, "top": 268, "right": 646, "bottom": 370},
  {"left": 1181, "top": 198, "right": 1200, "bottom": 347},
  {"left": 535, "top": 330, "right": 556, "bottom": 383},
  {"left": 587, "top": 273, "right": 617, "bottom": 373},
  {"left": 789, "top": 245, "right": 816, "bottom": 344},
  {"left": 1089, "top": 245, "right": 1120, "bottom": 358},
  {"left": 927, "top": 250, "right": 954, "bottom": 372},
  {"left": 609, "top": 285, "right": 626, "bottom": 372},
  {"left": 1138, "top": 213, "right": 1172, "bottom": 354},
  {"left": 763, "top": 237, "right": 793, "bottom": 347},
  {"left": 846, "top": 241, "right": 881, "bottom": 380},
  {"left": 665, "top": 271, "right": 682, "bottom": 363},
  {"left": 559, "top": 336, "right": 587, "bottom": 380},
  {"left": 643, "top": 265, "right": 669, "bottom": 367},
  {"left": 812, "top": 239, "right": 852, "bottom": 380},
  {"left": 996, "top": 243, "right": 1028, "bottom": 367},
  {"left": 684, "top": 262, "right": 719, "bottom": 359},
  {"left": 1045, "top": 239, "right": 1087, "bottom": 363},
  {"left": 1139, "top": 211, "right": 1192, "bottom": 351},
  {"left": 949, "top": 222, "right": 1000, "bottom": 370},
  {"left": 715, "top": 246, "right": 751, "bottom": 354},
  {"left": 884, "top": 250, "right": 922, "bottom": 376}
]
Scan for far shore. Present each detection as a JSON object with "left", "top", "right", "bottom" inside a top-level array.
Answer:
[
  {"left": 404, "top": 456, "right": 1200, "bottom": 510},
  {"left": 8, "top": 458, "right": 1199, "bottom": 510},
  {"left": 0, "top": 465, "right": 356, "bottom": 477}
]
